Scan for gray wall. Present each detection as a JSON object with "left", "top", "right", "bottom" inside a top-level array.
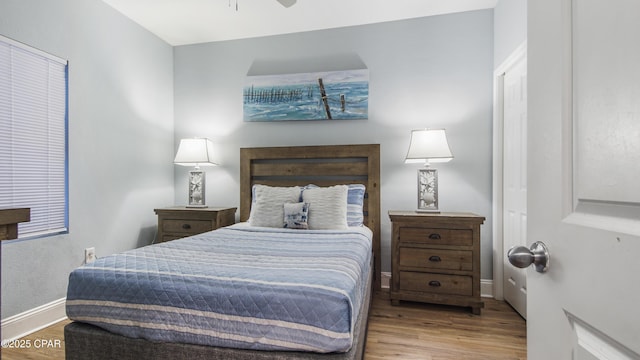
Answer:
[
  {"left": 494, "top": 0, "right": 527, "bottom": 68},
  {"left": 0, "top": 0, "right": 174, "bottom": 318},
  {"left": 174, "top": 10, "right": 495, "bottom": 278}
]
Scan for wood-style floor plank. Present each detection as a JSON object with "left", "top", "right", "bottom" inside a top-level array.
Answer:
[
  {"left": 2, "top": 291, "right": 526, "bottom": 360},
  {"left": 1, "top": 319, "right": 70, "bottom": 360},
  {"left": 365, "top": 291, "right": 526, "bottom": 359}
]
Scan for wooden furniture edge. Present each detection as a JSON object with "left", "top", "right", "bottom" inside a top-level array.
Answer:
[{"left": 0, "top": 208, "right": 30, "bottom": 241}]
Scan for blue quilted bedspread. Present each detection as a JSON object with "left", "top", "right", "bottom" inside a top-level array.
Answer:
[{"left": 66, "top": 224, "right": 372, "bottom": 353}]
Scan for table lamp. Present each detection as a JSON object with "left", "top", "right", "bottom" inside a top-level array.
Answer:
[
  {"left": 174, "top": 138, "right": 218, "bottom": 207},
  {"left": 405, "top": 129, "right": 453, "bottom": 212}
]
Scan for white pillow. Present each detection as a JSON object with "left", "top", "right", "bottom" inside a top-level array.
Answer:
[
  {"left": 249, "top": 185, "right": 302, "bottom": 227},
  {"left": 302, "top": 185, "right": 349, "bottom": 230}
]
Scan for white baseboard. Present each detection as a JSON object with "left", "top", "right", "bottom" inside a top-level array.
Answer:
[
  {"left": 1, "top": 298, "right": 67, "bottom": 342},
  {"left": 481, "top": 279, "right": 494, "bottom": 298},
  {"left": 381, "top": 272, "right": 495, "bottom": 298}
]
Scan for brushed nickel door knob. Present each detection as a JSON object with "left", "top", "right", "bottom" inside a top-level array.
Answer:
[{"left": 507, "top": 241, "right": 550, "bottom": 273}]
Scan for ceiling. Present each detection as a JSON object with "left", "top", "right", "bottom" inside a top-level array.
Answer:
[{"left": 101, "top": 0, "right": 498, "bottom": 46}]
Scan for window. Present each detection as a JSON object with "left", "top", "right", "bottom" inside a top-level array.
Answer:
[{"left": 0, "top": 35, "right": 68, "bottom": 238}]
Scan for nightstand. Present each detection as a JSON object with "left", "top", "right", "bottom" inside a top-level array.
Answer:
[
  {"left": 389, "top": 211, "right": 485, "bottom": 314},
  {"left": 154, "top": 206, "right": 236, "bottom": 243}
]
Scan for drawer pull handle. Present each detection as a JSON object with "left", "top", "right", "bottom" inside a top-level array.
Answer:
[
  {"left": 182, "top": 224, "right": 192, "bottom": 230},
  {"left": 428, "top": 255, "right": 442, "bottom": 262},
  {"left": 428, "top": 233, "right": 442, "bottom": 240},
  {"left": 428, "top": 280, "right": 441, "bottom": 287}
]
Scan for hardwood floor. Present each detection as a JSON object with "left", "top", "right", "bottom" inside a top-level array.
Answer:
[
  {"left": 1, "top": 291, "right": 526, "bottom": 360},
  {"left": 365, "top": 291, "right": 526, "bottom": 359},
  {"left": 1, "top": 319, "right": 70, "bottom": 360}
]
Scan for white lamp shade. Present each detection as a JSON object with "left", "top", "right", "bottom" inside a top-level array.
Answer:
[
  {"left": 405, "top": 129, "right": 454, "bottom": 164},
  {"left": 174, "top": 138, "right": 218, "bottom": 166}
]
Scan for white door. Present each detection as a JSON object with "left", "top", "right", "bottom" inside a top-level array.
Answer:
[
  {"left": 502, "top": 55, "right": 528, "bottom": 319},
  {"left": 526, "top": 0, "right": 640, "bottom": 358}
]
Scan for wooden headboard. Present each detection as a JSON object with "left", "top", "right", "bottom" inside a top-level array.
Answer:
[{"left": 240, "top": 144, "right": 381, "bottom": 290}]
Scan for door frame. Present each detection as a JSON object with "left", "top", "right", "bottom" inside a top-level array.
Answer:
[{"left": 492, "top": 42, "right": 527, "bottom": 301}]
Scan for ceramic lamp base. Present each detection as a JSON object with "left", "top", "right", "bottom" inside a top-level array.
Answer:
[
  {"left": 417, "top": 168, "right": 439, "bottom": 212},
  {"left": 187, "top": 169, "right": 207, "bottom": 207}
]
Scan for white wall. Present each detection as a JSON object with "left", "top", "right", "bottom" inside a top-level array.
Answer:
[
  {"left": 0, "top": 0, "right": 174, "bottom": 318},
  {"left": 173, "top": 10, "right": 495, "bottom": 277},
  {"left": 494, "top": 0, "right": 527, "bottom": 68}
]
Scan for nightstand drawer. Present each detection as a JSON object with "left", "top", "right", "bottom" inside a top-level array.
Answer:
[
  {"left": 399, "top": 227, "right": 473, "bottom": 246},
  {"left": 399, "top": 271, "right": 472, "bottom": 296},
  {"left": 155, "top": 207, "right": 237, "bottom": 244},
  {"left": 161, "top": 234, "right": 184, "bottom": 243},
  {"left": 399, "top": 248, "right": 472, "bottom": 271},
  {"left": 163, "top": 219, "right": 212, "bottom": 234}
]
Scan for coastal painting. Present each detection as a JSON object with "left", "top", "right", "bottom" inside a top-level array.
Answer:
[{"left": 243, "top": 69, "right": 369, "bottom": 121}]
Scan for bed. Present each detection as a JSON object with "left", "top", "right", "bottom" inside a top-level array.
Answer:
[{"left": 64, "top": 144, "right": 381, "bottom": 360}]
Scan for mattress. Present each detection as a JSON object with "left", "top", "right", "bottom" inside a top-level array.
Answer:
[{"left": 66, "top": 223, "right": 372, "bottom": 353}]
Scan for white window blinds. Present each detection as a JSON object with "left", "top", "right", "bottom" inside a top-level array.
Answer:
[{"left": 0, "top": 36, "right": 68, "bottom": 238}]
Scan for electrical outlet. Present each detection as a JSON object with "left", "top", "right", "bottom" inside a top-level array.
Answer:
[{"left": 85, "top": 247, "right": 96, "bottom": 264}]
